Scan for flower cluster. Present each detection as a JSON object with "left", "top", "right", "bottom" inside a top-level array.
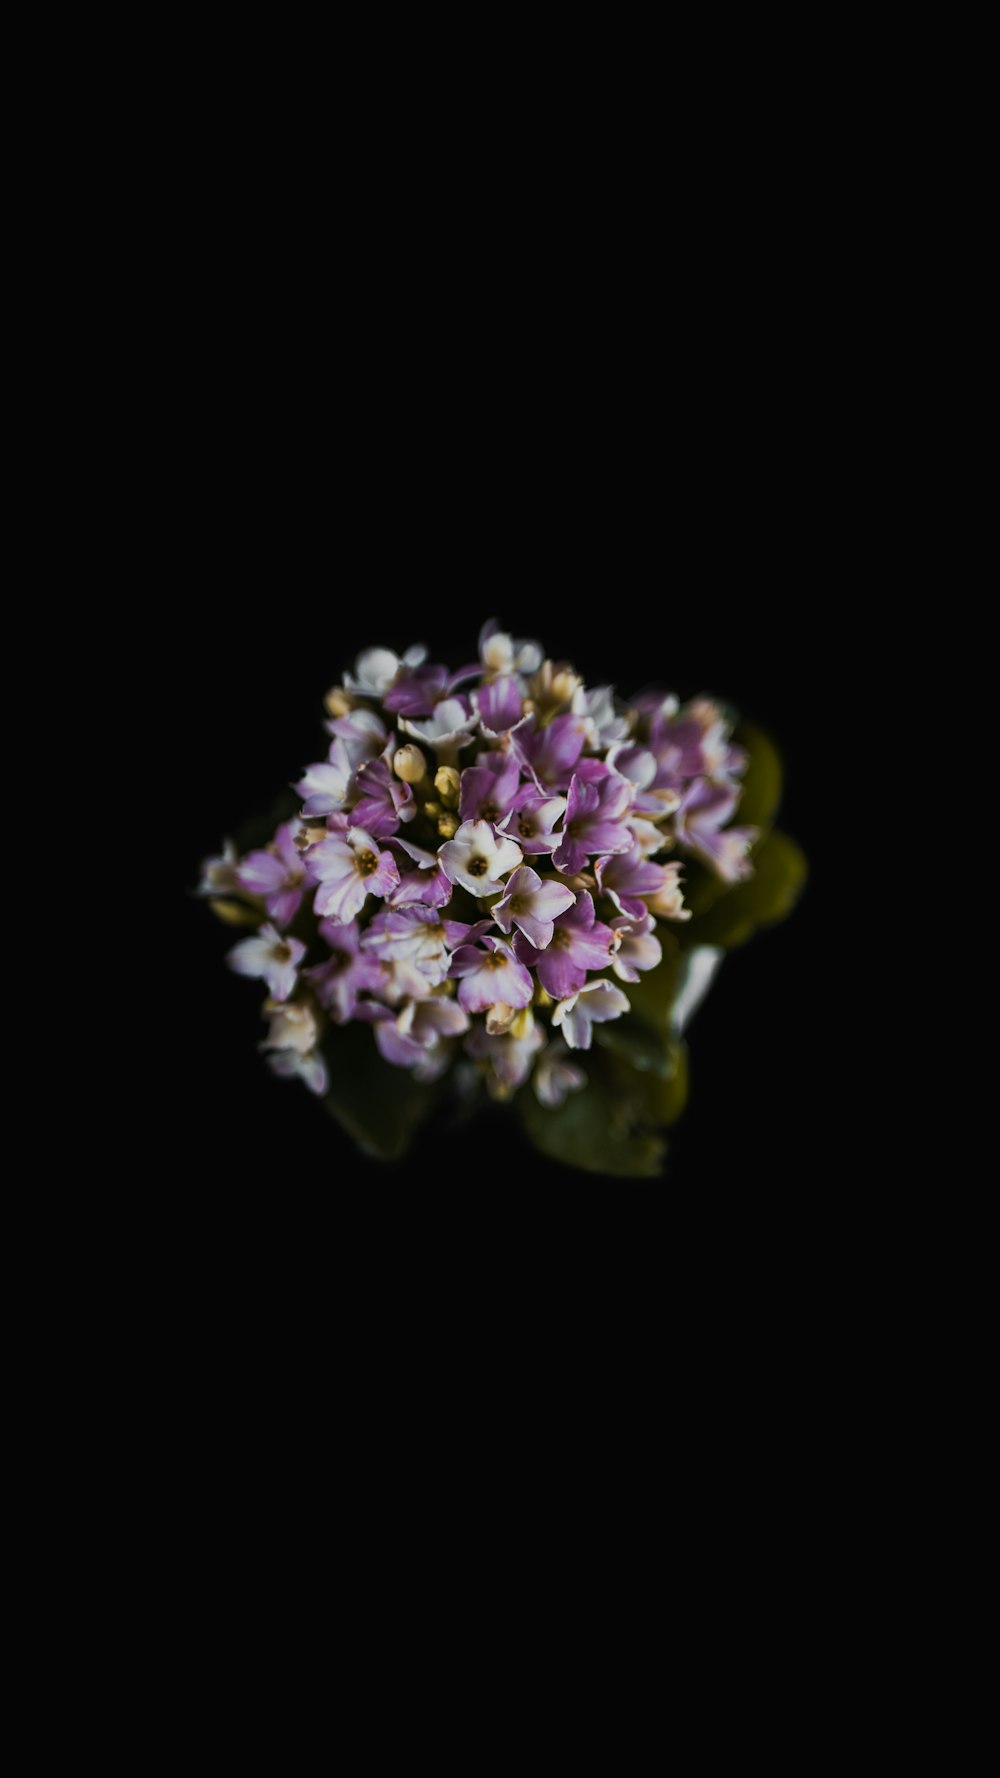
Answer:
[{"left": 200, "top": 622, "right": 757, "bottom": 1106}]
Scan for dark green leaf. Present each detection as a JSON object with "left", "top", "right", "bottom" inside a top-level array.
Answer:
[
  {"left": 682, "top": 829, "right": 807, "bottom": 950},
  {"left": 733, "top": 720, "right": 784, "bottom": 832},
  {"left": 320, "top": 1022, "right": 440, "bottom": 1162},
  {"left": 517, "top": 1062, "right": 666, "bottom": 1178},
  {"left": 605, "top": 1040, "right": 690, "bottom": 1127}
]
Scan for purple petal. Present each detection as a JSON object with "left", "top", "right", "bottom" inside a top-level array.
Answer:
[
  {"left": 536, "top": 946, "right": 588, "bottom": 1000},
  {"left": 513, "top": 910, "right": 556, "bottom": 949},
  {"left": 474, "top": 676, "right": 523, "bottom": 732},
  {"left": 237, "top": 850, "right": 287, "bottom": 895},
  {"left": 267, "top": 886, "right": 303, "bottom": 928},
  {"left": 374, "top": 1020, "right": 425, "bottom": 1069},
  {"left": 313, "top": 873, "right": 367, "bottom": 923}
]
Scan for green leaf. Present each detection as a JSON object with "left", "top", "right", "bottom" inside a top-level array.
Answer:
[
  {"left": 594, "top": 1014, "right": 671, "bottom": 1075},
  {"left": 517, "top": 1062, "right": 666, "bottom": 1178},
  {"left": 733, "top": 720, "right": 784, "bottom": 832},
  {"left": 605, "top": 1040, "right": 690, "bottom": 1127},
  {"left": 319, "top": 1022, "right": 440, "bottom": 1162},
  {"left": 682, "top": 829, "right": 807, "bottom": 950}
]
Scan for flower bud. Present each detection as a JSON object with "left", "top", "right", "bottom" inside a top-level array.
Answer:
[
  {"left": 324, "top": 686, "right": 354, "bottom": 717},
  {"left": 434, "top": 766, "right": 461, "bottom": 809},
  {"left": 509, "top": 1007, "right": 535, "bottom": 1041},
  {"left": 486, "top": 1002, "right": 516, "bottom": 1035},
  {"left": 393, "top": 744, "right": 427, "bottom": 784},
  {"left": 437, "top": 812, "right": 459, "bottom": 839}
]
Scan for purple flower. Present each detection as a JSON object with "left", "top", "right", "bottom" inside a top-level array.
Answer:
[
  {"left": 387, "top": 837, "right": 454, "bottom": 909},
  {"left": 551, "top": 979, "right": 631, "bottom": 1051},
  {"left": 551, "top": 767, "right": 633, "bottom": 874},
  {"left": 675, "top": 780, "right": 758, "bottom": 883},
  {"left": 295, "top": 738, "right": 353, "bottom": 816},
  {"left": 351, "top": 756, "right": 415, "bottom": 838},
  {"left": 227, "top": 922, "right": 305, "bottom": 1002},
  {"left": 236, "top": 821, "right": 309, "bottom": 927},
  {"left": 493, "top": 865, "right": 576, "bottom": 950},
  {"left": 473, "top": 676, "right": 524, "bottom": 735},
  {"left": 324, "top": 708, "right": 387, "bottom": 767},
  {"left": 514, "top": 712, "right": 587, "bottom": 789},
  {"left": 465, "top": 1017, "right": 544, "bottom": 1095},
  {"left": 458, "top": 752, "right": 521, "bottom": 825},
  {"left": 607, "top": 913, "right": 663, "bottom": 983},
  {"left": 513, "top": 890, "right": 617, "bottom": 1000},
  {"left": 449, "top": 936, "right": 534, "bottom": 1013},
  {"left": 533, "top": 1039, "right": 586, "bottom": 1107},
  {"left": 364, "top": 997, "right": 470, "bottom": 1080},
  {"left": 438, "top": 820, "right": 523, "bottom": 897},
  {"left": 595, "top": 846, "right": 673, "bottom": 920},
  {"left": 309, "top": 825, "right": 399, "bottom": 924},
  {"left": 505, "top": 785, "right": 567, "bottom": 855},
  {"left": 400, "top": 697, "right": 478, "bottom": 750},
  {"left": 307, "top": 919, "right": 388, "bottom": 1023},
  {"left": 383, "top": 661, "right": 449, "bottom": 716},
  {"left": 362, "top": 905, "right": 488, "bottom": 987}
]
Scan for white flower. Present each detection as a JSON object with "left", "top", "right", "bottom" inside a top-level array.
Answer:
[
  {"left": 644, "top": 861, "right": 691, "bottom": 921},
  {"left": 228, "top": 923, "right": 305, "bottom": 1002},
  {"left": 479, "top": 618, "right": 542, "bottom": 675},
  {"left": 607, "top": 914, "right": 663, "bottom": 984},
  {"left": 295, "top": 738, "right": 353, "bottom": 816},
  {"left": 438, "top": 819, "right": 523, "bottom": 897},
  {"left": 344, "top": 644, "right": 426, "bottom": 698},
  {"left": 551, "top": 979, "right": 631, "bottom": 1050},
  {"left": 261, "top": 1001, "right": 320, "bottom": 1055},
  {"left": 400, "top": 698, "right": 479, "bottom": 749},
  {"left": 267, "top": 1047, "right": 329, "bottom": 1095},
  {"left": 571, "top": 684, "right": 631, "bottom": 749},
  {"left": 197, "top": 839, "right": 239, "bottom": 896},
  {"left": 492, "top": 865, "right": 575, "bottom": 949}
]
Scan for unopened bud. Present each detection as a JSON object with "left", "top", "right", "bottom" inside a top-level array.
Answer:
[
  {"left": 533, "top": 983, "right": 553, "bottom": 1008},
  {"left": 437, "top": 812, "right": 459, "bottom": 839},
  {"left": 434, "top": 766, "right": 461, "bottom": 809},
  {"left": 423, "top": 800, "right": 442, "bottom": 819},
  {"left": 393, "top": 744, "right": 427, "bottom": 784},
  {"left": 486, "top": 1002, "right": 516, "bottom": 1035},
  {"left": 324, "top": 686, "right": 354, "bottom": 717},
  {"left": 509, "top": 1007, "right": 535, "bottom": 1041}
]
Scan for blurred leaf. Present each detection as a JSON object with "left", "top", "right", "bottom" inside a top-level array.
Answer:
[
  {"left": 517, "top": 1062, "right": 666, "bottom": 1178},
  {"left": 320, "top": 1023, "right": 440, "bottom": 1162},
  {"left": 733, "top": 720, "right": 783, "bottom": 832},
  {"left": 594, "top": 1016, "right": 671, "bottom": 1075},
  {"left": 208, "top": 898, "right": 265, "bottom": 928},
  {"left": 606, "top": 1040, "right": 690, "bottom": 1127},
  {"left": 682, "top": 829, "right": 807, "bottom": 950}
]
